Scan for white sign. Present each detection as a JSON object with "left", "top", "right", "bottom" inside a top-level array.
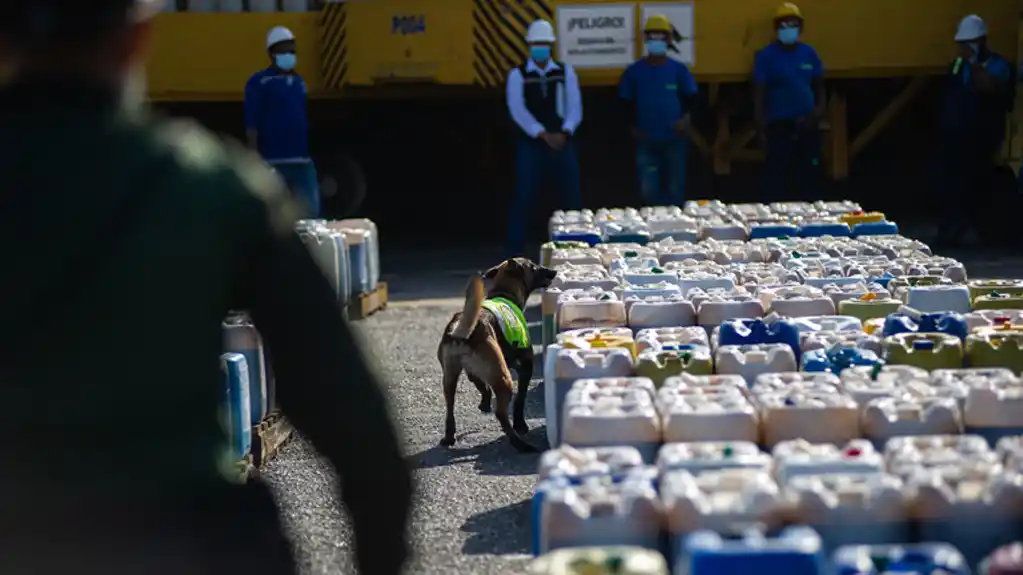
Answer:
[
  {"left": 640, "top": 2, "right": 695, "bottom": 66},
  {"left": 556, "top": 4, "right": 636, "bottom": 69}
]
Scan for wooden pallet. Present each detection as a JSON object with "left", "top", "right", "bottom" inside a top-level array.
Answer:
[
  {"left": 347, "top": 282, "right": 388, "bottom": 320},
  {"left": 251, "top": 412, "right": 294, "bottom": 468},
  {"left": 232, "top": 453, "right": 259, "bottom": 483}
]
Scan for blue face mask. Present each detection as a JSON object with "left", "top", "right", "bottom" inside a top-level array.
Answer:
[
  {"left": 777, "top": 27, "right": 800, "bottom": 45},
  {"left": 530, "top": 46, "right": 551, "bottom": 62},
  {"left": 274, "top": 53, "right": 297, "bottom": 71},
  {"left": 646, "top": 39, "right": 668, "bottom": 56}
]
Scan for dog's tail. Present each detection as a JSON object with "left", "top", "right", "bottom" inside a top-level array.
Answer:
[{"left": 451, "top": 274, "right": 485, "bottom": 339}]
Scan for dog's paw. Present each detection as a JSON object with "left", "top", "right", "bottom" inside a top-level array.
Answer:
[
  {"left": 513, "top": 420, "right": 529, "bottom": 434},
  {"left": 478, "top": 400, "right": 492, "bottom": 413},
  {"left": 439, "top": 436, "right": 456, "bottom": 447}
]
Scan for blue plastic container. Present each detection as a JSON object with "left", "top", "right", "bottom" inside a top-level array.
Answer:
[
  {"left": 749, "top": 224, "right": 800, "bottom": 239},
  {"left": 552, "top": 229, "right": 601, "bottom": 246},
  {"left": 881, "top": 311, "right": 969, "bottom": 340},
  {"left": 681, "top": 527, "right": 825, "bottom": 575},
  {"left": 801, "top": 345, "right": 880, "bottom": 374},
  {"left": 717, "top": 318, "right": 802, "bottom": 360},
  {"left": 221, "top": 353, "right": 253, "bottom": 462},
  {"left": 868, "top": 272, "right": 896, "bottom": 289},
  {"left": 831, "top": 543, "right": 970, "bottom": 575},
  {"left": 852, "top": 221, "right": 899, "bottom": 236},
  {"left": 604, "top": 230, "right": 651, "bottom": 245},
  {"left": 799, "top": 222, "right": 851, "bottom": 237}
]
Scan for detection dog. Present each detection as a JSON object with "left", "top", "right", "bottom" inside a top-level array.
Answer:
[{"left": 437, "top": 257, "right": 557, "bottom": 452}]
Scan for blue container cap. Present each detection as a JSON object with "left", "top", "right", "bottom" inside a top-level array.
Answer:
[{"left": 912, "top": 339, "right": 935, "bottom": 350}]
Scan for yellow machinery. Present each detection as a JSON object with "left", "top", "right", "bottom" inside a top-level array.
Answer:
[{"left": 147, "top": 0, "right": 1020, "bottom": 180}]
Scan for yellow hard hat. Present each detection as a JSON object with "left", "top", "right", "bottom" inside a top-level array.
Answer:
[
  {"left": 775, "top": 3, "right": 802, "bottom": 19},
  {"left": 644, "top": 14, "right": 673, "bottom": 34}
]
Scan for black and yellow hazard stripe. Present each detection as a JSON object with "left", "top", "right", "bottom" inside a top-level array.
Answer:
[
  {"left": 319, "top": 2, "right": 349, "bottom": 91},
  {"left": 473, "top": 0, "right": 555, "bottom": 88}
]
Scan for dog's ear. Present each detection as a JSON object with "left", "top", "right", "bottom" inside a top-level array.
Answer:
[{"left": 483, "top": 261, "right": 507, "bottom": 279}]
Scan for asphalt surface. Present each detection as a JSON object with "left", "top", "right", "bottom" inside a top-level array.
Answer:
[{"left": 260, "top": 242, "right": 1023, "bottom": 575}]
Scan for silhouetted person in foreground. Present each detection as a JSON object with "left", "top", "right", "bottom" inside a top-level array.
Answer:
[{"left": 0, "top": 1, "right": 412, "bottom": 573}]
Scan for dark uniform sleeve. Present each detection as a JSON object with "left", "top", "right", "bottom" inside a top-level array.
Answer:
[{"left": 227, "top": 155, "right": 411, "bottom": 575}]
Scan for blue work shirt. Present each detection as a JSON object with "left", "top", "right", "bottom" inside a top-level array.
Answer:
[
  {"left": 941, "top": 52, "right": 1012, "bottom": 141},
  {"left": 619, "top": 58, "right": 698, "bottom": 142},
  {"left": 753, "top": 42, "right": 823, "bottom": 122},
  {"left": 244, "top": 68, "right": 310, "bottom": 163}
]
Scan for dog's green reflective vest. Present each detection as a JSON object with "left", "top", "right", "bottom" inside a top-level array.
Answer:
[{"left": 481, "top": 297, "right": 530, "bottom": 348}]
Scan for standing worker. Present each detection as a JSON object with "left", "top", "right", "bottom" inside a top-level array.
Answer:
[
  {"left": 753, "top": 3, "right": 826, "bottom": 201},
  {"left": 619, "top": 14, "right": 699, "bottom": 207},
  {"left": 245, "top": 25, "right": 321, "bottom": 217},
  {"left": 505, "top": 19, "right": 584, "bottom": 257},
  {"left": 935, "top": 14, "right": 1014, "bottom": 248},
  {"left": 0, "top": 1, "right": 411, "bottom": 574}
]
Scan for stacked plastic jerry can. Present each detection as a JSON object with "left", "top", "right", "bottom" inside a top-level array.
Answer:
[
  {"left": 531, "top": 201, "right": 1023, "bottom": 574},
  {"left": 296, "top": 218, "right": 383, "bottom": 305}
]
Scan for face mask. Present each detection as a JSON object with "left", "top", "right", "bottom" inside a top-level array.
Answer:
[
  {"left": 274, "top": 53, "right": 297, "bottom": 71},
  {"left": 646, "top": 40, "right": 668, "bottom": 56},
  {"left": 778, "top": 27, "right": 800, "bottom": 45},
  {"left": 530, "top": 46, "right": 551, "bottom": 62}
]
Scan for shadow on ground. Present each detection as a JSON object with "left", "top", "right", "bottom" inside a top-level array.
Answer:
[
  {"left": 460, "top": 498, "right": 533, "bottom": 556},
  {"left": 408, "top": 431, "right": 547, "bottom": 477}
]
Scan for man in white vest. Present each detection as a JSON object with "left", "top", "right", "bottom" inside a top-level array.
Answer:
[{"left": 504, "top": 19, "right": 583, "bottom": 256}]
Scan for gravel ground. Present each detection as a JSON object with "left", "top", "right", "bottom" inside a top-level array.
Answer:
[{"left": 259, "top": 244, "right": 1023, "bottom": 575}]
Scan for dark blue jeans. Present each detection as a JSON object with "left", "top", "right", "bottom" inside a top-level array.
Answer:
[
  {"left": 635, "top": 137, "right": 688, "bottom": 206},
  {"left": 506, "top": 136, "right": 582, "bottom": 256},
  {"left": 762, "top": 120, "right": 822, "bottom": 201},
  {"left": 272, "top": 161, "right": 320, "bottom": 218}
]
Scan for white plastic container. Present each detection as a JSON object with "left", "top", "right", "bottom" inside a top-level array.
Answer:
[
  {"left": 658, "top": 388, "right": 759, "bottom": 444},
  {"left": 791, "top": 315, "right": 863, "bottom": 335},
  {"left": 699, "top": 220, "right": 748, "bottom": 241},
  {"left": 801, "top": 331, "right": 882, "bottom": 355},
  {"left": 529, "top": 547, "right": 668, "bottom": 575},
  {"left": 550, "top": 248, "right": 604, "bottom": 268},
  {"left": 931, "top": 367, "right": 1018, "bottom": 392},
  {"left": 635, "top": 327, "right": 709, "bottom": 353},
  {"left": 697, "top": 294, "right": 766, "bottom": 328},
  {"left": 615, "top": 281, "right": 683, "bottom": 305},
  {"left": 661, "top": 468, "right": 783, "bottom": 536},
  {"left": 965, "top": 309, "right": 1023, "bottom": 332},
  {"left": 657, "top": 441, "right": 771, "bottom": 475},
  {"left": 996, "top": 436, "right": 1023, "bottom": 472},
  {"left": 298, "top": 229, "right": 342, "bottom": 299},
  {"left": 840, "top": 364, "right": 930, "bottom": 404},
  {"left": 910, "top": 467, "right": 1023, "bottom": 565},
  {"left": 761, "top": 285, "right": 836, "bottom": 317},
  {"left": 783, "top": 473, "right": 912, "bottom": 551},
  {"left": 657, "top": 243, "right": 711, "bottom": 264},
  {"left": 563, "top": 379, "right": 662, "bottom": 461},
  {"left": 647, "top": 214, "right": 699, "bottom": 242},
  {"left": 715, "top": 344, "right": 797, "bottom": 384},
  {"left": 861, "top": 396, "right": 963, "bottom": 447},
  {"left": 772, "top": 439, "right": 884, "bottom": 485},
  {"left": 626, "top": 295, "right": 697, "bottom": 328},
  {"left": 538, "top": 445, "right": 646, "bottom": 482},
  {"left": 884, "top": 434, "right": 999, "bottom": 477},
  {"left": 905, "top": 284, "right": 973, "bottom": 313},
  {"left": 752, "top": 372, "right": 842, "bottom": 396},
  {"left": 557, "top": 292, "right": 628, "bottom": 331},
  {"left": 544, "top": 348, "right": 635, "bottom": 447},
  {"left": 223, "top": 316, "right": 269, "bottom": 423},
  {"left": 558, "top": 327, "right": 635, "bottom": 345},
  {"left": 758, "top": 392, "right": 860, "bottom": 448},
  {"left": 821, "top": 282, "right": 890, "bottom": 309},
  {"left": 964, "top": 382, "right": 1023, "bottom": 445},
  {"left": 539, "top": 471, "right": 662, "bottom": 554},
  {"left": 677, "top": 272, "right": 736, "bottom": 297},
  {"left": 662, "top": 373, "right": 749, "bottom": 396},
  {"left": 338, "top": 228, "right": 373, "bottom": 295}
]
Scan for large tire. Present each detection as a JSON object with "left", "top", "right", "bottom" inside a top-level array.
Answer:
[
  {"left": 318, "top": 153, "right": 367, "bottom": 219},
  {"left": 975, "top": 164, "right": 1022, "bottom": 248}
]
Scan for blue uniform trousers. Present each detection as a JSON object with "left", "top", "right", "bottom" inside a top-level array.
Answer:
[
  {"left": 635, "top": 138, "right": 688, "bottom": 206},
  {"left": 506, "top": 136, "right": 582, "bottom": 256},
  {"left": 272, "top": 161, "right": 321, "bottom": 218},
  {"left": 762, "top": 120, "right": 822, "bottom": 201}
]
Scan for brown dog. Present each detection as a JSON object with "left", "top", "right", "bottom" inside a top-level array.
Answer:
[{"left": 437, "top": 257, "right": 557, "bottom": 452}]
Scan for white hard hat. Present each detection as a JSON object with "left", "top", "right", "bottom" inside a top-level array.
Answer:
[
  {"left": 266, "top": 26, "right": 295, "bottom": 49},
  {"left": 954, "top": 14, "right": 987, "bottom": 41},
  {"left": 526, "top": 20, "right": 556, "bottom": 43}
]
